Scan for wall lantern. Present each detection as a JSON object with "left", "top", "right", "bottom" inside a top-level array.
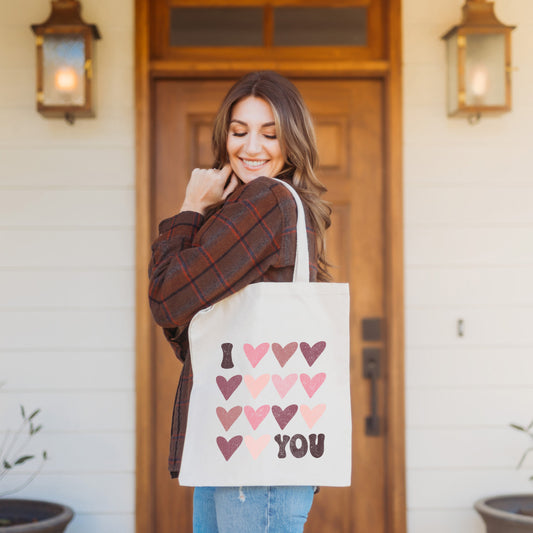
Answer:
[
  {"left": 31, "top": 0, "right": 101, "bottom": 124},
  {"left": 442, "top": 0, "right": 515, "bottom": 122}
]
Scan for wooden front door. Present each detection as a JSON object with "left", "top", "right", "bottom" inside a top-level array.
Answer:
[{"left": 151, "top": 78, "right": 387, "bottom": 532}]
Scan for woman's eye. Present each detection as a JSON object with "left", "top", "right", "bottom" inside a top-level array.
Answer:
[
  {"left": 264, "top": 134, "right": 277, "bottom": 140},
  {"left": 232, "top": 132, "right": 246, "bottom": 137}
]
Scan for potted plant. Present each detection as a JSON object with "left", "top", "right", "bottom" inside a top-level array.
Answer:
[
  {"left": 474, "top": 419, "right": 533, "bottom": 533},
  {"left": 0, "top": 402, "right": 74, "bottom": 532}
]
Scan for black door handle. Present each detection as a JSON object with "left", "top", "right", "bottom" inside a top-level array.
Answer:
[{"left": 363, "top": 347, "right": 381, "bottom": 436}]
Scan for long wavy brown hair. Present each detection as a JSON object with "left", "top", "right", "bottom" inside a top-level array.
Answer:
[{"left": 212, "top": 71, "right": 332, "bottom": 281}]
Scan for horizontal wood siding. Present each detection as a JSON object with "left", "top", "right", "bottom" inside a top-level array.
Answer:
[
  {"left": 404, "top": 1, "right": 533, "bottom": 532},
  {"left": 0, "top": 0, "right": 135, "bottom": 531}
]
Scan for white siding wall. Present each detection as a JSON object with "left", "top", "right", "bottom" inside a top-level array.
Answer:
[
  {"left": 0, "top": 0, "right": 135, "bottom": 531},
  {"left": 403, "top": 0, "right": 533, "bottom": 531}
]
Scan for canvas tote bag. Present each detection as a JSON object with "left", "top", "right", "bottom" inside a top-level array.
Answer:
[{"left": 179, "top": 179, "right": 351, "bottom": 487}]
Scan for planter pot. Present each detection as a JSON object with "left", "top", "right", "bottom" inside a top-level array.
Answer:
[
  {"left": 0, "top": 499, "right": 74, "bottom": 532},
  {"left": 475, "top": 494, "right": 533, "bottom": 533}
]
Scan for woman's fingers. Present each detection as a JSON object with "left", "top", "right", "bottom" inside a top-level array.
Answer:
[
  {"left": 219, "top": 163, "right": 233, "bottom": 182},
  {"left": 191, "top": 165, "right": 230, "bottom": 190},
  {"left": 221, "top": 173, "right": 239, "bottom": 200},
  {"left": 180, "top": 165, "right": 237, "bottom": 214}
]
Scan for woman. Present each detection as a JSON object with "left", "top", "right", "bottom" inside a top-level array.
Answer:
[{"left": 149, "top": 71, "right": 331, "bottom": 532}]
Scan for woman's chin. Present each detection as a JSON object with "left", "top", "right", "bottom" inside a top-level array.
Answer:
[{"left": 237, "top": 172, "right": 261, "bottom": 184}]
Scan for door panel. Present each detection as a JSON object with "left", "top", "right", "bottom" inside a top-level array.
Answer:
[{"left": 152, "top": 79, "right": 386, "bottom": 532}]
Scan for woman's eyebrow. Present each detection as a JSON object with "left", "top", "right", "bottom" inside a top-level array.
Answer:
[{"left": 230, "top": 119, "right": 276, "bottom": 128}]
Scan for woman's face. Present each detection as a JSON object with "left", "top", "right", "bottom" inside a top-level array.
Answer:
[{"left": 226, "top": 96, "right": 285, "bottom": 184}]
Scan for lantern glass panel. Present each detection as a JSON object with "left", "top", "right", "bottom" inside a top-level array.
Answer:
[
  {"left": 446, "top": 35, "right": 459, "bottom": 115},
  {"left": 465, "top": 33, "right": 506, "bottom": 107},
  {"left": 42, "top": 34, "right": 85, "bottom": 106}
]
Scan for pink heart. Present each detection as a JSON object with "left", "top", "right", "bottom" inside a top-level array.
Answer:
[
  {"left": 244, "top": 405, "right": 270, "bottom": 430},
  {"left": 272, "top": 342, "right": 298, "bottom": 367},
  {"left": 216, "top": 375, "right": 242, "bottom": 400},
  {"left": 216, "top": 435, "right": 243, "bottom": 461},
  {"left": 244, "top": 343, "right": 270, "bottom": 368},
  {"left": 272, "top": 374, "right": 298, "bottom": 399},
  {"left": 300, "top": 373, "right": 326, "bottom": 398},
  {"left": 244, "top": 374, "right": 270, "bottom": 399},
  {"left": 244, "top": 434, "right": 270, "bottom": 460},
  {"left": 272, "top": 404, "right": 298, "bottom": 430},
  {"left": 300, "top": 341, "right": 326, "bottom": 366},
  {"left": 216, "top": 406, "right": 242, "bottom": 431},
  {"left": 300, "top": 404, "right": 326, "bottom": 429}
]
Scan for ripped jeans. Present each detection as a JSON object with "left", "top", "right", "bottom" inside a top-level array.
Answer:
[{"left": 193, "top": 486, "right": 315, "bottom": 533}]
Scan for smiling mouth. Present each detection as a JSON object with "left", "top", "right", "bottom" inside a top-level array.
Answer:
[{"left": 241, "top": 158, "right": 268, "bottom": 169}]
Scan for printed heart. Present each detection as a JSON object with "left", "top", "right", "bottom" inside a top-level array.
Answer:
[
  {"left": 216, "top": 435, "right": 243, "bottom": 461},
  {"left": 244, "top": 374, "right": 270, "bottom": 399},
  {"left": 272, "top": 374, "right": 298, "bottom": 399},
  {"left": 244, "top": 343, "right": 270, "bottom": 368},
  {"left": 300, "top": 373, "right": 326, "bottom": 398},
  {"left": 300, "top": 341, "right": 326, "bottom": 367},
  {"left": 272, "top": 342, "right": 298, "bottom": 367},
  {"left": 272, "top": 404, "right": 298, "bottom": 430},
  {"left": 300, "top": 404, "right": 326, "bottom": 429},
  {"left": 216, "top": 406, "right": 242, "bottom": 431},
  {"left": 216, "top": 375, "right": 243, "bottom": 400},
  {"left": 244, "top": 434, "right": 270, "bottom": 460},
  {"left": 244, "top": 405, "right": 270, "bottom": 430}
]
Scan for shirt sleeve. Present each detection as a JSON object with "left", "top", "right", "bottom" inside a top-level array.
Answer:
[{"left": 148, "top": 177, "right": 295, "bottom": 335}]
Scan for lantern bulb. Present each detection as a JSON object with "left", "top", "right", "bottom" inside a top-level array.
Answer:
[
  {"left": 54, "top": 67, "right": 78, "bottom": 92},
  {"left": 470, "top": 64, "right": 489, "bottom": 98}
]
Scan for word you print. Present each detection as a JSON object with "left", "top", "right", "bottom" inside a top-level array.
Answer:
[{"left": 215, "top": 341, "right": 328, "bottom": 462}]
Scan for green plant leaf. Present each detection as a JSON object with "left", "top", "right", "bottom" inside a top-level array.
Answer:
[
  {"left": 510, "top": 423, "right": 526, "bottom": 432},
  {"left": 14, "top": 455, "right": 34, "bottom": 465},
  {"left": 30, "top": 424, "right": 42, "bottom": 436},
  {"left": 43, "top": 451, "right": 48, "bottom": 460},
  {"left": 20, "top": 405, "right": 26, "bottom": 419},
  {"left": 28, "top": 409, "right": 41, "bottom": 421},
  {"left": 3, "top": 460, "right": 12, "bottom": 469}
]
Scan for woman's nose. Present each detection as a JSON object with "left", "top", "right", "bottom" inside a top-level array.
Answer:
[{"left": 244, "top": 133, "right": 261, "bottom": 155}]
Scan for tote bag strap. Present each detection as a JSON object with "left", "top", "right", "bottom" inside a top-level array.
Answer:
[{"left": 273, "top": 179, "right": 310, "bottom": 283}]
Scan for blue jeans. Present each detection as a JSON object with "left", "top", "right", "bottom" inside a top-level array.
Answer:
[{"left": 193, "top": 486, "right": 315, "bottom": 533}]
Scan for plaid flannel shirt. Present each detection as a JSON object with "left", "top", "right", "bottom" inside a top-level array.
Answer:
[{"left": 148, "top": 176, "right": 318, "bottom": 477}]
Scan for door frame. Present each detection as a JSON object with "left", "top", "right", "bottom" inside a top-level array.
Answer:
[{"left": 134, "top": 1, "right": 405, "bottom": 531}]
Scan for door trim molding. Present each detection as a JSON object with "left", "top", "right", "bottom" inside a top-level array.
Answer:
[
  {"left": 135, "top": 0, "right": 405, "bottom": 531},
  {"left": 383, "top": 0, "right": 407, "bottom": 530},
  {"left": 135, "top": 0, "right": 154, "bottom": 530}
]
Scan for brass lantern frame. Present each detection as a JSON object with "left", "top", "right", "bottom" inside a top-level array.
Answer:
[
  {"left": 31, "top": 0, "right": 101, "bottom": 123},
  {"left": 442, "top": 0, "right": 515, "bottom": 119}
]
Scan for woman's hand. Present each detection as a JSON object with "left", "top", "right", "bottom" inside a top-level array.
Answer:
[{"left": 180, "top": 164, "right": 240, "bottom": 216}]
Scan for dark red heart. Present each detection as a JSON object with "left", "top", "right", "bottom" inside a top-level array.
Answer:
[
  {"left": 216, "top": 375, "right": 242, "bottom": 400},
  {"left": 300, "top": 341, "right": 326, "bottom": 366},
  {"left": 272, "top": 404, "right": 298, "bottom": 430},
  {"left": 216, "top": 435, "right": 243, "bottom": 461}
]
